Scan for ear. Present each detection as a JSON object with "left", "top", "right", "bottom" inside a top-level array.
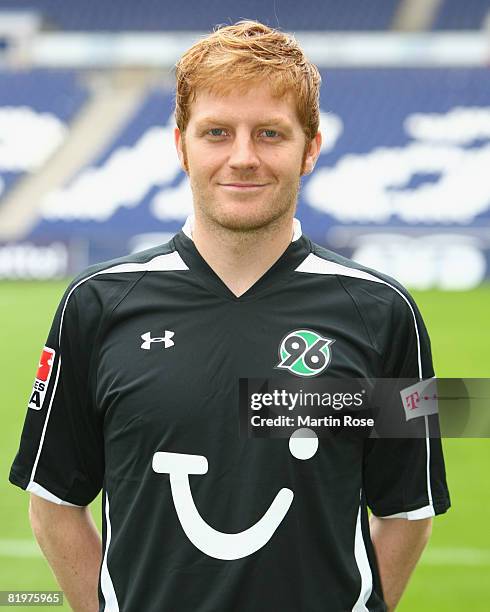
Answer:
[
  {"left": 174, "top": 127, "right": 187, "bottom": 173},
  {"left": 301, "top": 131, "right": 322, "bottom": 176}
]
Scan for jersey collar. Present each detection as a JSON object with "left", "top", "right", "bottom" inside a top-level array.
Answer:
[{"left": 175, "top": 216, "right": 310, "bottom": 301}]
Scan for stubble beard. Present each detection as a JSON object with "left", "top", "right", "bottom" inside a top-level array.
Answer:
[
  {"left": 182, "top": 143, "right": 303, "bottom": 238},
  {"left": 191, "top": 176, "right": 301, "bottom": 236}
]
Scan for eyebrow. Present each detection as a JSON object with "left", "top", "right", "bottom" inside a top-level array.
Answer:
[{"left": 194, "top": 117, "right": 293, "bottom": 130}]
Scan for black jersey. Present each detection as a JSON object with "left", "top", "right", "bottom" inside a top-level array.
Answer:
[{"left": 10, "top": 219, "right": 450, "bottom": 612}]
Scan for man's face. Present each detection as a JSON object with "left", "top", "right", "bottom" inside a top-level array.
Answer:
[{"left": 175, "top": 83, "right": 321, "bottom": 232}]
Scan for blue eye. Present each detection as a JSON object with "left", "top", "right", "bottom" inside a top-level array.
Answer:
[
  {"left": 262, "top": 129, "right": 278, "bottom": 138},
  {"left": 208, "top": 128, "right": 225, "bottom": 137}
]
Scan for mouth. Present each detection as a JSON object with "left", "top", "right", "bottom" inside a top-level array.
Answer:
[{"left": 218, "top": 183, "right": 268, "bottom": 192}]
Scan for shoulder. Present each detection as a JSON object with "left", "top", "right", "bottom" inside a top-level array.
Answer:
[
  {"left": 300, "top": 240, "right": 419, "bottom": 317},
  {"left": 70, "top": 237, "right": 184, "bottom": 293},
  {"left": 299, "top": 239, "right": 432, "bottom": 377},
  {"left": 73, "top": 238, "right": 183, "bottom": 284},
  {"left": 58, "top": 237, "right": 187, "bottom": 320}
]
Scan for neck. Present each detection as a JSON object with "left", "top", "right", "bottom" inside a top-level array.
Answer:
[{"left": 192, "top": 214, "right": 296, "bottom": 297}]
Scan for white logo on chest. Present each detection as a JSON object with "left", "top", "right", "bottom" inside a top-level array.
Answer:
[
  {"left": 140, "top": 331, "right": 175, "bottom": 350},
  {"left": 152, "top": 428, "right": 319, "bottom": 560}
]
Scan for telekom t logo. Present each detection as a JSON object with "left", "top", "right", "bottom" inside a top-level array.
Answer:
[
  {"left": 140, "top": 331, "right": 175, "bottom": 350},
  {"left": 404, "top": 391, "right": 420, "bottom": 411},
  {"left": 400, "top": 379, "right": 439, "bottom": 422}
]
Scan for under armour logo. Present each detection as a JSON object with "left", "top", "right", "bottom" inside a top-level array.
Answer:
[{"left": 140, "top": 331, "right": 175, "bottom": 350}]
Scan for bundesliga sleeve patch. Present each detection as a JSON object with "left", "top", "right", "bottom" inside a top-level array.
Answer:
[{"left": 28, "top": 346, "right": 56, "bottom": 410}]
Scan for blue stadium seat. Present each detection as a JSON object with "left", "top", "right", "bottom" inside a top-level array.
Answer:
[
  {"left": 433, "top": 0, "right": 490, "bottom": 30},
  {"left": 0, "top": 0, "right": 398, "bottom": 31},
  {"left": 29, "top": 90, "right": 180, "bottom": 257},
  {"left": 0, "top": 69, "right": 88, "bottom": 201}
]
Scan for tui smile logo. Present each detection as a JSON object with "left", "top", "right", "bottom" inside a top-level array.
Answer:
[
  {"left": 276, "top": 329, "right": 334, "bottom": 377},
  {"left": 152, "top": 428, "right": 319, "bottom": 560}
]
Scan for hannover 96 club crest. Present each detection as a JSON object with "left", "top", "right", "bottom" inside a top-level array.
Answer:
[{"left": 276, "top": 329, "right": 334, "bottom": 377}]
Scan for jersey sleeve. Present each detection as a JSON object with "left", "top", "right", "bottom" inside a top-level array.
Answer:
[
  {"left": 363, "top": 289, "right": 451, "bottom": 520},
  {"left": 9, "top": 280, "right": 104, "bottom": 506}
]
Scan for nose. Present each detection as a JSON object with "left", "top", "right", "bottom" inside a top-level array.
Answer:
[{"left": 228, "top": 133, "right": 260, "bottom": 171}]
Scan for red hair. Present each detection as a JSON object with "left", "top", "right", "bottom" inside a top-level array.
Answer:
[{"left": 175, "top": 20, "right": 321, "bottom": 141}]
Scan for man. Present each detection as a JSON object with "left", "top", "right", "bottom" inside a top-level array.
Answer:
[{"left": 10, "top": 21, "right": 449, "bottom": 612}]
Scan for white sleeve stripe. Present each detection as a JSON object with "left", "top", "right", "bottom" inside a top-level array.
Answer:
[
  {"left": 26, "top": 480, "right": 82, "bottom": 507},
  {"left": 100, "top": 492, "right": 120, "bottom": 611},
  {"left": 425, "top": 416, "right": 433, "bottom": 506},
  {"left": 376, "top": 504, "right": 435, "bottom": 520},
  {"left": 28, "top": 354, "right": 62, "bottom": 487},
  {"left": 295, "top": 253, "right": 433, "bottom": 514},
  {"left": 352, "top": 490, "right": 373, "bottom": 611}
]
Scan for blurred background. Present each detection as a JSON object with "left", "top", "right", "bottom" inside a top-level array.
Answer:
[{"left": 0, "top": 1, "right": 489, "bottom": 610}]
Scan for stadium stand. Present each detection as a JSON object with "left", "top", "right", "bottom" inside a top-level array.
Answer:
[
  {"left": 433, "top": 0, "right": 490, "bottom": 30},
  {"left": 0, "top": 2, "right": 488, "bottom": 285},
  {"left": 0, "top": 69, "right": 87, "bottom": 200},
  {"left": 0, "top": 0, "right": 398, "bottom": 31},
  {"left": 29, "top": 90, "right": 181, "bottom": 257},
  {"left": 26, "top": 68, "right": 490, "bottom": 286}
]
